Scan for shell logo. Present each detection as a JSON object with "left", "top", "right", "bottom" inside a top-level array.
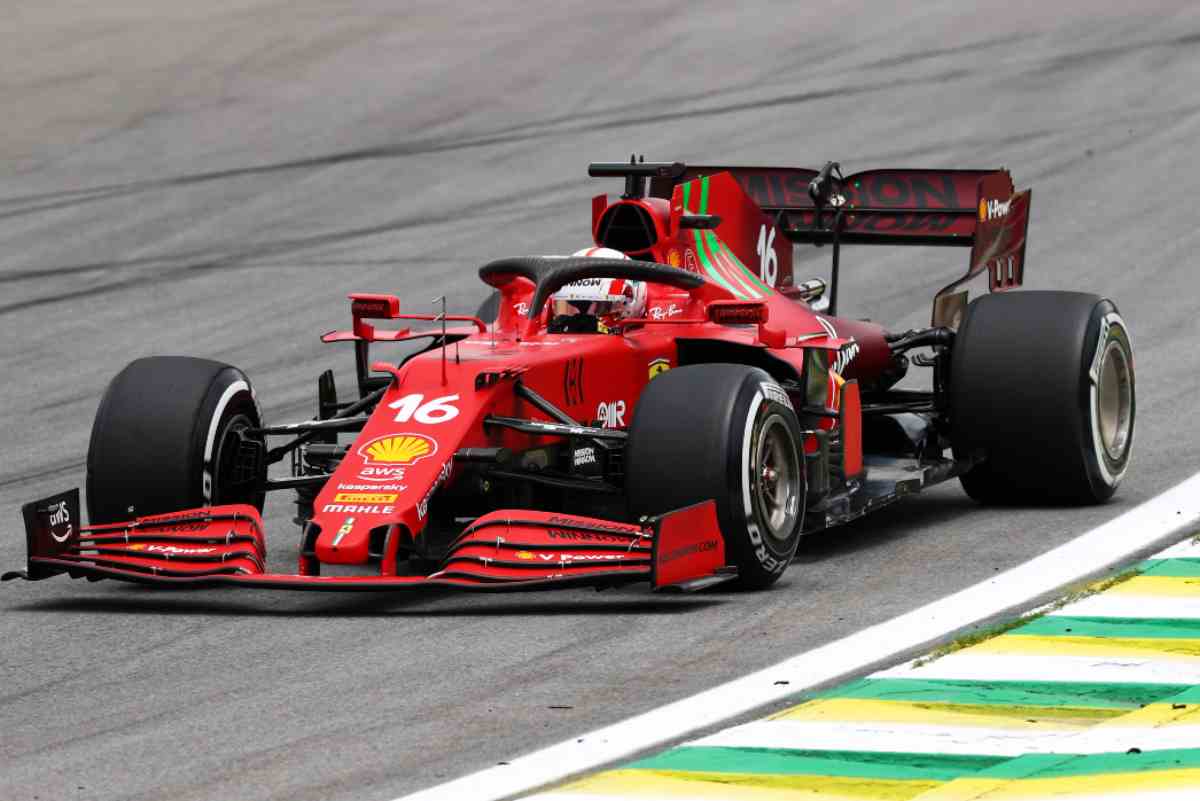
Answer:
[
  {"left": 978, "top": 198, "right": 988, "bottom": 222},
  {"left": 358, "top": 433, "right": 438, "bottom": 465},
  {"left": 515, "top": 551, "right": 535, "bottom": 560}
]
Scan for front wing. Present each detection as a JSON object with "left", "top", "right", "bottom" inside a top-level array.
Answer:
[{"left": 2, "top": 490, "right": 734, "bottom": 594}]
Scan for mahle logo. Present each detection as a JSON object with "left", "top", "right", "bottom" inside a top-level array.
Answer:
[{"left": 358, "top": 434, "right": 437, "bottom": 466}]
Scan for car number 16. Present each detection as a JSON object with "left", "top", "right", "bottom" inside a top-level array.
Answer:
[
  {"left": 756, "top": 225, "right": 778, "bottom": 287},
  {"left": 389, "top": 393, "right": 461, "bottom": 424}
]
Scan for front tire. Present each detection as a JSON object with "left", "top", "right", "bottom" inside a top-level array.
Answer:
[
  {"left": 86, "top": 356, "right": 266, "bottom": 524},
  {"left": 951, "top": 291, "right": 1135, "bottom": 504},
  {"left": 625, "top": 364, "right": 805, "bottom": 589}
]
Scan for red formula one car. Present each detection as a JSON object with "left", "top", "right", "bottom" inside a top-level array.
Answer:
[{"left": 5, "top": 159, "right": 1135, "bottom": 594}]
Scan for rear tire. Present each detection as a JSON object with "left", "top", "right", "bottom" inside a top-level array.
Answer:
[
  {"left": 951, "top": 291, "right": 1134, "bottom": 504},
  {"left": 86, "top": 356, "right": 266, "bottom": 523},
  {"left": 625, "top": 364, "right": 805, "bottom": 589}
]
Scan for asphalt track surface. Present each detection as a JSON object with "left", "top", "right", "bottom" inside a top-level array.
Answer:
[{"left": 2, "top": 3, "right": 1199, "bottom": 799}]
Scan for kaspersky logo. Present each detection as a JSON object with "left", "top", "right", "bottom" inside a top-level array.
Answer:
[
  {"left": 358, "top": 434, "right": 437, "bottom": 465},
  {"left": 979, "top": 197, "right": 1012, "bottom": 222}
]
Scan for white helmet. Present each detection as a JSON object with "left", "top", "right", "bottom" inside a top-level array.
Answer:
[{"left": 551, "top": 247, "right": 647, "bottom": 323}]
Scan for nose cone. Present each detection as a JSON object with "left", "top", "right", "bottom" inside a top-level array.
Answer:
[{"left": 308, "top": 358, "right": 490, "bottom": 566}]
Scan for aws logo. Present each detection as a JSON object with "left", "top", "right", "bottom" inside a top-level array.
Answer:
[{"left": 357, "top": 434, "right": 438, "bottom": 466}]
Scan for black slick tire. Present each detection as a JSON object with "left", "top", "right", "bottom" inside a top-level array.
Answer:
[
  {"left": 950, "top": 291, "right": 1135, "bottom": 504},
  {"left": 86, "top": 356, "right": 266, "bottom": 524},
  {"left": 625, "top": 364, "right": 805, "bottom": 589}
]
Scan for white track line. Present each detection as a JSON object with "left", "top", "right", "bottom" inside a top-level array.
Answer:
[
  {"left": 694, "top": 719, "right": 1084, "bottom": 756},
  {"left": 876, "top": 652, "right": 1200, "bottom": 684},
  {"left": 1056, "top": 594, "right": 1200, "bottom": 619},
  {"left": 395, "top": 472, "right": 1200, "bottom": 801},
  {"left": 1017, "top": 794, "right": 1200, "bottom": 801},
  {"left": 1043, "top": 535, "right": 1200, "bottom": 618},
  {"left": 527, "top": 795, "right": 706, "bottom": 801},
  {"left": 692, "top": 719, "right": 1200, "bottom": 757},
  {"left": 1144, "top": 538, "right": 1200, "bottom": 559},
  {"left": 529, "top": 789, "right": 1200, "bottom": 801}
]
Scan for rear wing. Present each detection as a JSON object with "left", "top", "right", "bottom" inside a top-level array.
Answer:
[
  {"left": 650, "top": 164, "right": 1031, "bottom": 321},
  {"left": 653, "top": 165, "right": 998, "bottom": 246}
]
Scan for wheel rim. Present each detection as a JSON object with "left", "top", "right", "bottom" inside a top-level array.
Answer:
[
  {"left": 213, "top": 413, "right": 263, "bottom": 506},
  {"left": 1096, "top": 340, "right": 1132, "bottom": 462},
  {"left": 752, "top": 415, "right": 801, "bottom": 542}
]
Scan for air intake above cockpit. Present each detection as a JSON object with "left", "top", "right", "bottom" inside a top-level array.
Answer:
[{"left": 595, "top": 202, "right": 657, "bottom": 254}]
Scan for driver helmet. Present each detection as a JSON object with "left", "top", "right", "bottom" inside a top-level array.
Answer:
[{"left": 551, "top": 247, "right": 647, "bottom": 323}]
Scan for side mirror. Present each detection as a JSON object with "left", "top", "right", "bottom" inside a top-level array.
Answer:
[
  {"left": 678, "top": 214, "right": 722, "bottom": 230},
  {"left": 787, "top": 279, "right": 829, "bottom": 312}
]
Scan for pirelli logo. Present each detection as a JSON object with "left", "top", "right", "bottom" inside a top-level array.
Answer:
[{"left": 333, "top": 492, "right": 399, "bottom": 504}]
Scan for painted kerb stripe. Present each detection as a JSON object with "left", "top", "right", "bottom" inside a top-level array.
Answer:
[
  {"left": 395, "top": 473, "right": 1200, "bottom": 801},
  {"left": 528, "top": 538, "right": 1200, "bottom": 800}
]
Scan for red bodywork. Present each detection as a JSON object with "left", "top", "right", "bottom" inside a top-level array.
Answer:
[{"left": 8, "top": 162, "right": 1031, "bottom": 593}]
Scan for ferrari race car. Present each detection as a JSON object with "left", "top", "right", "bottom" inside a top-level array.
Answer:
[{"left": 5, "top": 159, "right": 1135, "bottom": 594}]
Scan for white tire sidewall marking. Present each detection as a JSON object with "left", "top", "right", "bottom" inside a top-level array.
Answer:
[
  {"left": 202, "top": 379, "right": 250, "bottom": 504},
  {"left": 741, "top": 387, "right": 764, "bottom": 555},
  {"left": 740, "top": 382, "right": 790, "bottom": 574},
  {"left": 1087, "top": 311, "right": 1132, "bottom": 488}
]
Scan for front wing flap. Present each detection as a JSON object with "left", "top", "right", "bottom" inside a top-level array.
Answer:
[{"left": 3, "top": 491, "right": 733, "bottom": 594}]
